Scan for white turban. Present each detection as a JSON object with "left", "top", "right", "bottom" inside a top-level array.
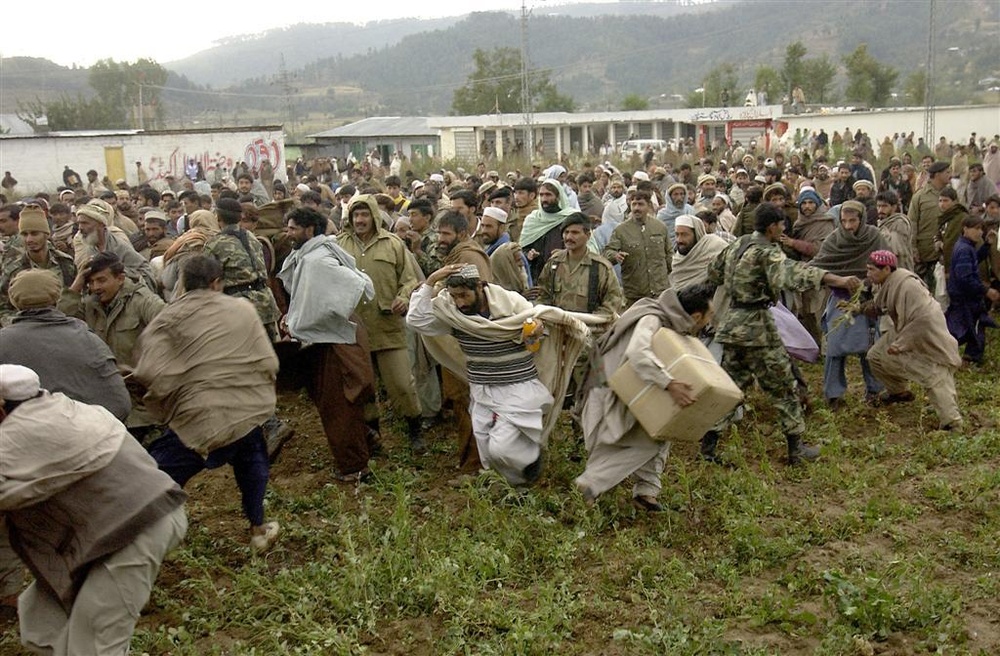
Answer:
[{"left": 482, "top": 207, "right": 508, "bottom": 224}]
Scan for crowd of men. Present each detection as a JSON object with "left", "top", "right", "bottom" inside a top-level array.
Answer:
[{"left": 0, "top": 128, "right": 998, "bottom": 654}]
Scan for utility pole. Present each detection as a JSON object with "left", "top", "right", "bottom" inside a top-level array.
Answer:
[
  {"left": 138, "top": 83, "right": 144, "bottom": 130},
  {"left": 520, "top": 0, "right": 534, "bottom": 158},
  {"left": 279, "top": 53, "right": 297, "bottom": 135},
  {"left": 922, "top": 0, "right": 936, "bottom": 144}
]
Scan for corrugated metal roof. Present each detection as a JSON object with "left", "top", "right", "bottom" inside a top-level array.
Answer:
[{"left": 309, "top": 116, "right": 439, "bottom": 139}]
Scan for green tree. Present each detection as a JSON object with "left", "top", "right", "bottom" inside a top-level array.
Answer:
[
  {"left": 843, "top": 44, "right": 899, "bottom": 107},
  {"left": 686, "top": 64, "right": 738, "bottom": 108},
  {"left": 904, "top": 70, "right": 927, "bottom": 105},
  {"left": 754, "top": 65, "right": 782, "bottom": 102},
  {"left": 800, "top": 55, "right": 838, "bottom": 103},
  {"left": 452, "top": 47, "right": 573, "bottom": 115},
  {"left": 17, "top": 58, "right": 168, "bottom": 130},
  {"left": 621, "top": 94, "right": 650, "bottom": 111},
  {"left": 781, "top": 41, "right": 808, "bottom": 97}
]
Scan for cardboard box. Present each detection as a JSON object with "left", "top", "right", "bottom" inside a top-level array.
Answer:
[{"left": 608, "top": 328, "right": 743, "bottom": 442}]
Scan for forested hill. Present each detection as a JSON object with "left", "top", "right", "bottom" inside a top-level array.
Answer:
[{"left": 230, "top": 0, "right": 996, "bottom": 114}]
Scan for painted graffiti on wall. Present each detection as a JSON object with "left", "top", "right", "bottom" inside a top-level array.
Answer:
[{"left": 145, "top": 138, "right": 283, "bottom": 181}]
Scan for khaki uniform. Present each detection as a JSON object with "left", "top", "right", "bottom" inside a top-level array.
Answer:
[
  {"left": 908, "top": 184, "right": 942, "bottom": 287},
  {"left": 604, "top": 218, "right": 671, "bottom": 306},
  {"left": 535, "top": 249, "right": 623, "bottom": 322}
]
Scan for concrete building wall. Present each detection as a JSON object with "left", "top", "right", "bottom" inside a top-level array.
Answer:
[
  {"left": 781, "top": 106, "right": 1000, "bottom": 145},
  {"left": 1, "top": 128, "right": 285, "bottom": 193}
]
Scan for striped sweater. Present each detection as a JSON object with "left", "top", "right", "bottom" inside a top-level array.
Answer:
[{"left": 453, "top": 328, "right": 537, "bottom": 385}]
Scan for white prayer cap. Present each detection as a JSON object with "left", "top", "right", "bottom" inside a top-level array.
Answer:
[
  {"left": 633, "top": 171, "right": 650, "bottom": 181},
  {"left": 429, "top": 173, "right": 445, "bottom": 183},
  {"left": 0, "top": 364, "right": 41, "bottom": 402},
  {"left": 412, "top": 180, "right": 425, "bottom": 191},
  {"left": 295, "top": 183, "right": 310, "bottom": 193},
  {"left": 482, "top": 207, "right": 508, "bottom": 224},
  {"left": 675, "top": 214, "right": 698, "bottom": 230}
]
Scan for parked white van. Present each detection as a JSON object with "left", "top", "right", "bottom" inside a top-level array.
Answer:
[{"left": 620, "top": 139, "right": 669, "bottom": 156}]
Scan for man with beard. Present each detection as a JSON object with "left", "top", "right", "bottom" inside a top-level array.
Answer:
[
  {"left": 0, "top": 206, "right": 79, "bottom": 326},
  {"left": 509, "top": 177, "right": 538, "bottom": 243},
  {"left": 478, "top": 207, "right": 531, "bottom": 294},
  {"left": 433, "top": 211, "right": 493, "bottom": 473},
  {"left": 521, "top": 180, "right": 575, "bottom": 282},
  {"left": 575, "top": 282, "right": 714, "bottom": 512},
  {"left": 709, "top": 194, "right": 738, "bottom": 234},
  {"left": 694, "top": 174, "right": 717, "bottom": 208},
  {"left": 874, "top": 190, "right": 914, "bottom": 271},
  {"left": 811, "top": 164, "right": 834, "bottom": 203},
  {"left": 810, "top": 201, "right": 887, "bottom": 409},
  {"left": 73, "top": 200, "right": 155, "bottom": 291},
  {"left": 700, "top": 204, "right": 861, "bottom": 465},
  {"left": 601, "top": 176, "right": 628, "bottom": 227},
  {"left": 729, "top": 168, "right": 750, "bottom": 209},
  {"left": 277, "top": 207, "right": 379, "bottom": 483},
  {"left": 407, "top": 263, "right": 588, "bottom": 486},
  {"left": 656, "top": 182, "right": 695, "bottom": 246},
  {"left": 668, "top": 214, "right": 729, "bottom": 291},
  {"left": 137, "top": 211, "right": 174, "bottom": 260},
  {"left": 983, "top": 141, "right": 1000, "bottom": 188},
  {"left": 605, "top": 190, "right": 672, "bottom": 307},
  {"left": 336, "top": 195, "right": 425, "bottom": 452},
  {"left": 880, "top": 159, "right": 913, "bottom": 211},
  {"left": 864, "top": 251, "right": 963, "bottom": 430},
  {"left": 852, "top": 179, "right": 878, "bottom": 224}
]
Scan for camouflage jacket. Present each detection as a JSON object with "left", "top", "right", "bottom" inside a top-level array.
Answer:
[
  {"left": 708, "top": 233, "right": 826, "bottom": 347},
  {"left": 0, "top": 245, "right": 78, "bottom": 327},
  {"left": 414, "top": 227, "right": 442, "bottom": 278},
  {"left": 204, "top": 227, "right": 280, "bottom": 327},
  {"left": 535, "top": 249, "right": 623, "bottom": 321}
]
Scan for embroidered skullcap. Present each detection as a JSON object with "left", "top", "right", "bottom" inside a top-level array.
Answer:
[
  {"left": 0, "top": 364, "right": 41, "bottom": 402},
  {"left": 868, "top": 250, "right": 897, "bottom": 269},
  {"left": 667, "top": 183, "right": 687, "bottom": 196},
  {"left": 454, "top": 264, "right": 481, "bottom": 282},
  {"left": 697, "top": 173, "right": 716, "bottom": 186},
  {"left": 482, "top": 207, "right": 508, "bottom": 224}
]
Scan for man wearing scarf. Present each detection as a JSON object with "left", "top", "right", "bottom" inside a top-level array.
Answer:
[
  {"left": 479, "top": 206, "right": 531, "bottom": 294},
  {"left": 864, "top": 251, "right": 963, "bottom": 430},
  {"left": 601, "top": 176, "right": 628, "bottom": 227},
  {"left": 874, "top": 190, "right": 915, "bottom": 271},
  {"left": 780, "top": 187, "right": 836, "bottom": 346},
  {"left": 407, "top": 263, "right": 590, "bottom": 486},
  {"left": 72, "top": 200, "right": 155, "bottom": 292},
  {"left": 669, "top": 215, "right": 728, "bottom": 291},
  {"left": 656, "top": 183, "right": 695, "bottom": 247},
  {"left": 576, "top": 285, "right": 715, "bottom": 512},
  {"left": 521, "top": 180, "right": 575, "bottom": 282},
  {"left": 810, "top": 200, "right": 887, "bottom": 409}
]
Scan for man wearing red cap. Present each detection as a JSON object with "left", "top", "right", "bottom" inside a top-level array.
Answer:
[{"left": 864, "top": 250, "right": 963, "bottom": 430}]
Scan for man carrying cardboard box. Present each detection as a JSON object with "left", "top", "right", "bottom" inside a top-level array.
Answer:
[{"left": 576, "top": 285, "right": 716, "bottom": 512}]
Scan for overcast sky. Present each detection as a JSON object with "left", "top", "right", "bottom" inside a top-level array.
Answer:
[{"left": 0, "top": 0, "right": 623, "bottom": 67}]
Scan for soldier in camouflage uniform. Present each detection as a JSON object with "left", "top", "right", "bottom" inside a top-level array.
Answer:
[
  {"left": 204, "top": 198, "right": 281, "bottom": 340},
  {"left": 0, "top": 206, "right": 78, "bottom": 327},
  {"left": 535, "top": 212, "right": 623, "bottom": 326},
  {"left": 403, "top": 198, "right": 441, "bottom": 278},
  {"left": 702, "top": 203, "right": 861, "bottom": 465}
]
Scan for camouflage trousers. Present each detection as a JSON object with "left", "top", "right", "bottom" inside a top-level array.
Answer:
[{"left": 712, "top": 343, "right": 806, "bottom": 437}]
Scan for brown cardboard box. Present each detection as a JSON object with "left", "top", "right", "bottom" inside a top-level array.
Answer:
[{"left": 608, "top": 328, "right": 742, "bottom": 442}]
